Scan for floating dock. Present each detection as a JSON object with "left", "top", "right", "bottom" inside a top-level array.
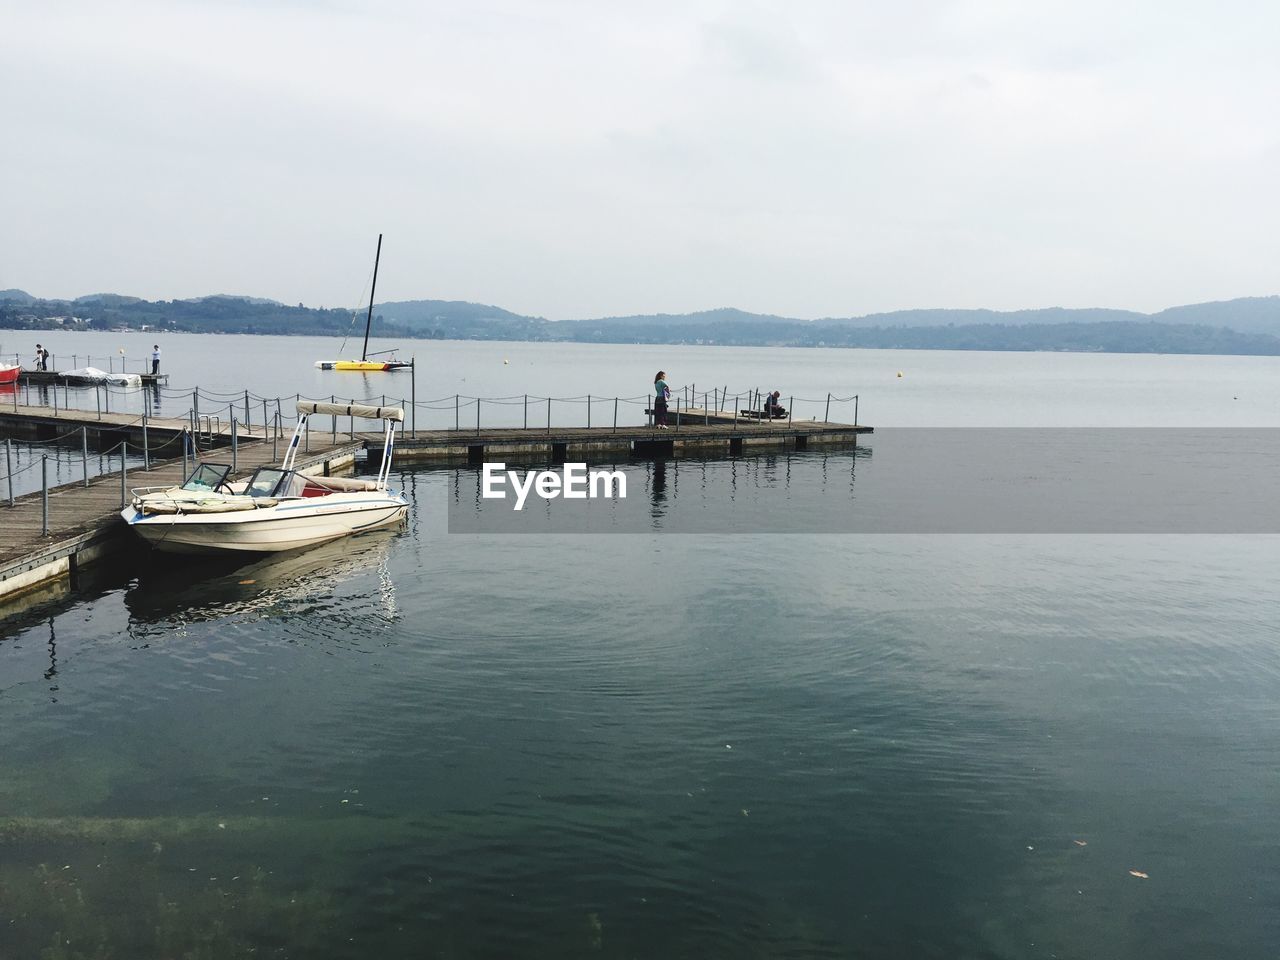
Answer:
[{"left": 379, "top": 413, "right": 870, "bottom": 465}]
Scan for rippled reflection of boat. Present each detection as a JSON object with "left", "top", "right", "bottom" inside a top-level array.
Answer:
[{"left": 124, "top": 528, "right": 399, "bottom": 624}]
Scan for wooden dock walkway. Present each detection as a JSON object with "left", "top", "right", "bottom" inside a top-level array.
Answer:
[{"left": 0, "top": 433, "right": 363, "bottom": 604}]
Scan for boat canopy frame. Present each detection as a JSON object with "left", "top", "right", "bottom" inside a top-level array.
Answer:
[{"left": 284, "top": 401, "right": 403, "bottom": 489}]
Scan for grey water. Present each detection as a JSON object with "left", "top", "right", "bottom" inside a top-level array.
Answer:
[{"left": 2, "top": 336, "right": 1280, "bottom": 958}]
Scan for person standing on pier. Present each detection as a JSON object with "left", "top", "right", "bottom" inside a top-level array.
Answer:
[
  {"left": 151, "top": 344, "right": 161, "bottom": 375},
  {"left": 654, "top": 371, "right": 670, "bottom": 429},
  {"left": 34, "top": 343, "right": 46, "bottom": 371}
]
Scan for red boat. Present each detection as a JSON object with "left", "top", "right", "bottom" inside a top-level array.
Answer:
[{"left": 0, "top": 362, "right": 19, "bottom": 385}]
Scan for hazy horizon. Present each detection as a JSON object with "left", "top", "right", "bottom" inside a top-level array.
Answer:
[{"left": 3, "top": 2, "right": 1277, "bottom": 320}]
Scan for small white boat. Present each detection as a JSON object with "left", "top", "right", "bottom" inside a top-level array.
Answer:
[
  {"left": 61, "top": 366, "right": 142, "bottom": 386},
  {"left": 121, "top": 401, "right": 409, "bottom": 555}
]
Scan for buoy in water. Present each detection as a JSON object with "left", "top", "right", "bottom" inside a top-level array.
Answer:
[
  {"left": 896, "top": 371, "right": 903, "bottom": 378},
  {"left": 503, "top": 359, "right": 509, "bottom": 365}
]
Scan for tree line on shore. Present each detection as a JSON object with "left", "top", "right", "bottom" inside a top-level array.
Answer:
[{"left": 2, "top": 291, "right": 1279, "bottom": 356}]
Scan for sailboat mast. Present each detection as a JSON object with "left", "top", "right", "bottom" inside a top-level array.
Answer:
[{"left": 362, "top": 233, "right": 383, "bottom": 362}]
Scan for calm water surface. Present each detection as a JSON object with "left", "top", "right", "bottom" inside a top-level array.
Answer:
[{"left": 2, "top": 338, "right": 1279, "bottom": 958}]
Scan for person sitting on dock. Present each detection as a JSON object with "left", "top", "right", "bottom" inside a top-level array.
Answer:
[
  {"left": 151, "top": 344, "right": 161, "bottom": 375},
  {"left": 763, "top": 391, "right": 786, "bottom": 418}
]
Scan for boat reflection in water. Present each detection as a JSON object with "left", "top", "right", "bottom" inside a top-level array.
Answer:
[{"left": 124, "top": 528, "right": 401, "bottom": 626}]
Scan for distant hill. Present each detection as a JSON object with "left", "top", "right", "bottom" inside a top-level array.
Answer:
[
  {"left": 74, "top": 293, "right": 146, "bottom": 306},
  {"left": 184, "top": 294, "right": 285, "bottom": 307},
  {"left": 3, "top": 289, "right": 1279, "bottom": 355},
  {"left": 1150, "top": 296, "right": 1280, "bottom": 334}
]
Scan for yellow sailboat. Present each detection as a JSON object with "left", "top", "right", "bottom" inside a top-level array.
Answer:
[{"left": 315, "top": 234, "right": 412, "bottom": 372}]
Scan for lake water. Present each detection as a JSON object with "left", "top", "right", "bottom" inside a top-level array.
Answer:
[{"left": 2, "top": 335, "right": 1279, "bottom": 958}]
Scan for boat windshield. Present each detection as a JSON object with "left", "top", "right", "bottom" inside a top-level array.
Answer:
[
  {"left": 245, "top": 468, "right": 307, "bottom": 499},
  {"left": 181, "top": 463, "right": 232, "bottom": 492}
]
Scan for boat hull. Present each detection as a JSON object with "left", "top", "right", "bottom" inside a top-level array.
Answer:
[
  {"left": 0, "top": 364, "right": 19, "bottom": 385},
  {"left": 122, "top": 495, "right": 409, "bottom": 555},
  {"left": 314, "top": 360, "right": 411, "bottom": 372}
]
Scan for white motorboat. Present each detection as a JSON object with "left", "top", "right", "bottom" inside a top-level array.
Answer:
[{"left": 121, "top": 401, "right": 409, "bottom": 555}]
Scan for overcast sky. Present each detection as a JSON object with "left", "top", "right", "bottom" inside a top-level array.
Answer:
[{"left": 2, "top": 1, "right": 1276, "bottom": 319}]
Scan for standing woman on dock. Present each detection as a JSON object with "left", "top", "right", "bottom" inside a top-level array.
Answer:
[{"left": 654, "top": 371, "right": 670, "bottom": 429}]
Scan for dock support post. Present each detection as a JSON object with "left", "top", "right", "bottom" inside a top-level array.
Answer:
[
  {"left": 5, "top": 438, "right": 12, "bottom": 506},
  {"left": 120, "top": 442, "right": 127, "bottom": 509},
  {"left": 82, "top": 427, "right": 88, "bottom": 487},
  {"left": 824, "top": 393, "right": 830, "bottom": 424},
  {"left": 41, "top": 456, "right": 48, "bottom": 536},
  {"left": 141, "top": 407, "right": 149, "bottom": 470},
  {"left": 231, "top": 418, "right": 238, "bottom": 471}
]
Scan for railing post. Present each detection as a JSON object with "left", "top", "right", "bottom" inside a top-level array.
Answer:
[
  {"left": 824, "top": 393, "right": 831, "bottom": 424},
  {"left": 183, "top": 428, "right": 190, "bottom": 480},
  {"left": 523, "top": 394, "right": 528, "bottom": 430},
  {"left": 410, "top": 358, "right": 416, "bottom": 438},
  {"left": 854, "top": 395, "right": 859, "bottom": 426},
  {"left": 120, "top": 441, "right": 127, "bottom": 509},
  {"left": 41, "top": 456, "right": 49, "bottom": 536},
  {"left": 231, "top": 418, "right": 238, "bottom": 471},
  {"left": 53, "top": 382, "right": 58, "bottom": 416},
  {"left": 272, "top": 413, "right": 279, "bottom": 462},
  {"left": 733, "top": 396, "right": 739, "bottom": 431},
  {"left": 96, "top": 385, "right": 101, "bottom": 420},
  {"left": 587, "top": 394, "right": 591, "bottom": 429},
  {"left": 788, "top": 396, "right": 793, "bottom": 428},
  {"left": 613, "top": 397, "right": 618, "bottom": 431},
  {"left": 244, "top": 390, "right": 250, "bottom": 431},
  {"left": 82, "top": 426, "right": 89, "bottom": 487},
  {"left": 4, "top": 438, "right": 12, "bottom": 506},
  {"left": 331, "top": 394, "right": 337, "bottom": 443},
  {"left": 141, "top": 407, "right": 149, "bottom": 469},
  {"left": 546, "top": 397, "right": 551, "bottom": 434},
  {"left": 476, "top": 397, "right": 481, "bottom": 436},
  {"left": 455, "top": 394, "right": 459, "bottom": 431},
  {"left": 675, "top": 397, "right": 681, "bottom": 429}
]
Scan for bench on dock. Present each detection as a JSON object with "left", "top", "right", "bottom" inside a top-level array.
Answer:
[{"left": 645, "top": 408, "right": 787, "bottom": 421}]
